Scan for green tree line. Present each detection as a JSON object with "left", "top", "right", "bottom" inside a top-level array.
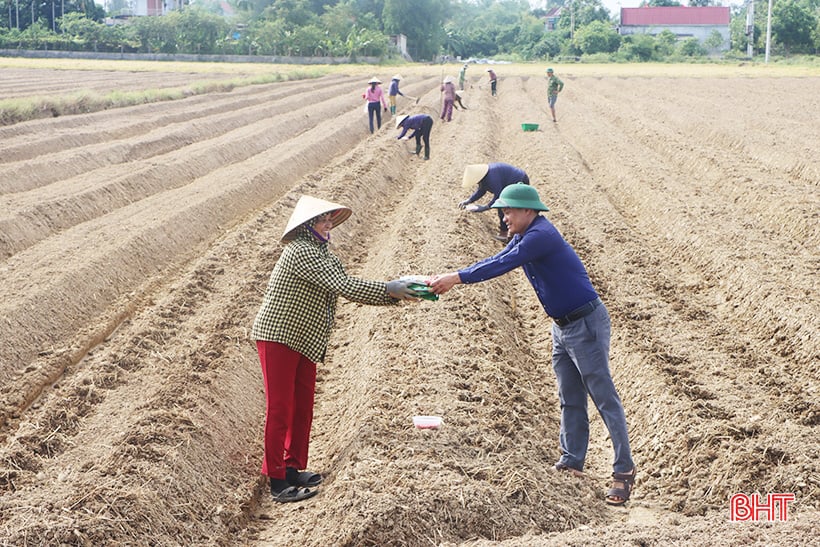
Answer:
[{"left": 0, "top": 0, "right": 818, "bottom": 60}]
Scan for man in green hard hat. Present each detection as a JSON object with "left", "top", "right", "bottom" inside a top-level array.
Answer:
[
  {"left": 546, "top": 68, "right": 564, "bottom": 123},
  {"left": 429, "top": 183, "right": 636, "bottom": 506}
]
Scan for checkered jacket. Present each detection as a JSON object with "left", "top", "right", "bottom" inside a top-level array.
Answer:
[{"left": 251, "top": 232, "right": 396, "bottom": 363}]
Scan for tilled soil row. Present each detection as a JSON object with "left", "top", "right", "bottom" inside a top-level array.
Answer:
[
  {"left": 0, "top": 75, "right": 352, "bottom": 190},
  {"left": 0, "top": 67, "right": 238, "bottom": 99},
  {"left": 0, "top": 77, "right": 433, "bottom": 258},
  {"left": 0, "top": 67, "right": 817, "bottom": 546},
  {"left": 535, "top": 77, "right": 819, "bottom": 517},
  {"left": 0, "top": 75, "right": 433, "bottom": 432}
]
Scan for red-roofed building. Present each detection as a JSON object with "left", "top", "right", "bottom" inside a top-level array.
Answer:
[{"left": 619, "top": 6, "right": 731, "bottom": 51}]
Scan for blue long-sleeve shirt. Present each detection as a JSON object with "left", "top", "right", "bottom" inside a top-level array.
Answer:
[
  {"left": 396, "top": 115, "right": 430, "bottom": 139},
  {"left": 466, "top": 163, "right": 529, "bottom": 207},
  {"left": 389, "top": 80, "right": 404, "bottom": 97},
  {"left": 458, "top": 215, "right": 598, "bottom": 318}
]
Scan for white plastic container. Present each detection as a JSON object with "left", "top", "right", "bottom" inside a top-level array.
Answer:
[{"left": 413, "top": 416, "right": 443, "bottom": 430}]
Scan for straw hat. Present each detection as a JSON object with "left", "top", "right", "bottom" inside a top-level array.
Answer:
[
  {"left": 395, "top": 114, "right": 409, "bottom": 128},
  {"left": 490, "top": 183, "right": 549, "bottom": 211},
  {"left": 281, "top": 195, "right": 352, "bottom": 242},
  {"left": 368, "top": 77, "right": 381, "bottom": 84},
  {"left": 392, "top": 74, "right": 402, "bottom": 81},
  {"left": 462, "top": 164, "right": 489, "bottom": 189},
  {"left": 443, "top": 75, "right": 454, "bottom": 84}
]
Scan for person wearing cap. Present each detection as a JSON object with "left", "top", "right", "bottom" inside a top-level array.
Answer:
[
  {"left": 363, "top": 77, "right": 388, "bottom": 133},
  {"left": 387, "top": 74, "right": 405, "bottom": 115},
  {"left": 440, "top": 76, "right": 457, "bottom": 122},
  {"left": 459, "top": 63, "right": 468, "bottom": 90},
  {"left": 458, "top": 163, "right": 530, "bottom": 242},
  {"left": 251, "top": 195, "right": 420, "bottom": 503},
  {"left": 546, "top": 68, "right": 564, "bottom": 123},
  {"left": 486, "top": 68, "right": 498, "bottom": 96},
  {"left": 429, "top": 183, "right": 636, "bottom": 506},
  {"left": 395, "top": 114, "right": 433, "bottom": 160}
]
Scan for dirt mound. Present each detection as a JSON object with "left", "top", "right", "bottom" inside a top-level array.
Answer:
[{"left": 0, "top": 66, "right": 817, "bottom": 546}]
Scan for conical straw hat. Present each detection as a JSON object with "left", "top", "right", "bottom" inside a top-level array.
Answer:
[
  {"left": 281, "top": 195, "right": 352, "bottom": 242},
  {"left": 395, "top": 114, "right": 409, "bottom": 128},
  {"left": 462, "top": 164, "right": 489, "bottom": 189}
]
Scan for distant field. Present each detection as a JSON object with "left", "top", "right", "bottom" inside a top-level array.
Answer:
[{"left": 2, "top": 55, "right": 820, "bottom": 79}]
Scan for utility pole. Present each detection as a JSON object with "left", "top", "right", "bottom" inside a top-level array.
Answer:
[
  {"left": 745, "top": 1, "right": 754, "bottom": 58},
  {"left": 765, "top": 0, "right": 773, "bottom": 63}
]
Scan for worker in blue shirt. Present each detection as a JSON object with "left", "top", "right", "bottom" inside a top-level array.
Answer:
[
  {"left": 387, "top": 74, "right": 405, "bottom": 115},
  {"left": 459, "top": 162, "right": 530, "bottom": 241},
  {"left": 429, "top": 183, "right": 636, "bottom": 506},
  {"left": 395, "top": 114, "right": 433, "bottom": 160}
]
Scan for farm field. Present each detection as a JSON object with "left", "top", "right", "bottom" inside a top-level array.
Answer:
[{"left": 0, "top": 60, "right": 818, "bottom": 545}]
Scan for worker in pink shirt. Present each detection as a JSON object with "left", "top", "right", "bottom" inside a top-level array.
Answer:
[{"left": 363, "top": 77, "right": 388, "bottom": 133}]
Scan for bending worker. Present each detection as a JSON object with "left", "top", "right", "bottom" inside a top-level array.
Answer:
[
  {"left": 430, "top": 183, "right": 636, "bottom": 507},
  {"left": 251, "top": 195, "right": 420, "bottom": 503},
  {"left": 459, "top": 162, "right": 529, "bottom": 242},
  {"left": 395, "top": 114, "right": 433, "bottom": 160}
]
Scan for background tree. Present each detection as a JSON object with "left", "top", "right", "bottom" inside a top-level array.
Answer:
[
  {"left": 618, "top": 33, "right": 657, "bottom": 61},
  {"left": 574, "top": 18, "right": 620, "bottom": 54},
  {"left": 678, "top": 36, "right": 707, "bottom": 56},
  {"left": 771, "top": 0, "right": 817, "bottom": 53},
  {"left": 654, "top": 28, "right": 677, "bottom": 56},
  {"left": 383, "top": 0, "right": 449, "bottom": 60},
  {"left": 703, "top": 28, "right": 725, "bottom": 51}
]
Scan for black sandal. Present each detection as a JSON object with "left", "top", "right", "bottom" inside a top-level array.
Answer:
[
  {"left": 271, "top": 485, "right": 317, "bottom": 503},
  {"left": 286, "top": 467, "right": 323, "bottom": 488},
  {"left": 606, "top": 468, "right": 636, "bottom": 506}
]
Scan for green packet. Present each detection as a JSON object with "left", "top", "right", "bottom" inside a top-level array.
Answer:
[
  {"left": 407, "top": 282, "right": 439, "bottom": 301},
  {"left": 400, "top": 276, "right": 439, "bottom": 301}
]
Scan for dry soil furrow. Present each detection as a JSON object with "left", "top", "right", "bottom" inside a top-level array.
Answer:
[
  {"left": 0, "top": 80, "right": 373, "bottom": 259},
  {"left": 0, "top": 102, "right": 378, "bottom": 427},
  {"left": 552, "top": 79, "right": 817, "bottom": 371},
  {"left": 0, "top": 76, "right": 361, "bottom": 194},
  {"left": 0, "top": 68, "right": 236, "bottom": 98},
  {"left": 0, "top": 88, "right": 440, "bottom": 545},
  {"left": 0, "top": 74, "right": 347, "bottom": 166},
  {"left": 547, "top": 78, "right": 818, "bottom": 512}
]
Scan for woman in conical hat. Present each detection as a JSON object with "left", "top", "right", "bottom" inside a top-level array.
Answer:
[
  {"left": 458, "top": 163, "right": 530, "bottom": 242},
  {"left": 363, "top": 77, "right": 388, "bottom": 134},
  {"left": 251, "top": 195, "right": 419, "bottom": 503}
]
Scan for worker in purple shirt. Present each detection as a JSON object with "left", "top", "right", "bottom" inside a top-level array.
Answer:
[
  {"left": 458, "top": 162, "right": 530, "bottom": 241},
  {"left": 429, "top": 183, "right": 636, "bottom": 507},
  {"left": 395, "top": 114, "right": 433, "bottom": 160}
]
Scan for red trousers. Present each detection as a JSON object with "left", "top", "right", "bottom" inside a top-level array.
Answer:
[{"left": 256, "top": 341, "right": 316, "bottom": 480}]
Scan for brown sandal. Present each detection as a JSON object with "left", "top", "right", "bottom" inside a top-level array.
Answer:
[{"left": 606, "top": 468, "right": 636, "bottom": 506}]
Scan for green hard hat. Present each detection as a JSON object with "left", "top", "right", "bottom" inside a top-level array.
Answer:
[{"left": 491, "top": 183, "right": 549, "bottom": 211}]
